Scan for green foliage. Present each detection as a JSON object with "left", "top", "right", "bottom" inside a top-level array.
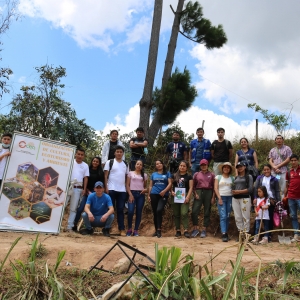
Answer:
[
  {"left": 152, "top": 68, "right": 197, "bottom": 126},
  {"left": 248, "top": 103, "right": 290, "bottom": 135},
  {"left": 0, "top": 64, "right": 96, "bottom": 147},
  {"left": 180, "top": 1, "right": 227, "bottom": 49}
]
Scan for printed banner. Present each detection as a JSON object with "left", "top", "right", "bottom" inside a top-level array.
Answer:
[
  {"left": 0, "top": 132, "right": 75, "bottom": 233},
  {"left": 174, "top": 187, "right": 186, "bottom": 203}
]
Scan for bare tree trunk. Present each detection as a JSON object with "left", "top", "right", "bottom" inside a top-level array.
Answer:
[
  {"left": 148, "top": 0, "right": 185, "bottom": 146},
  {"left": 139, "top": 0, "right": 163, "bottom": 138}
]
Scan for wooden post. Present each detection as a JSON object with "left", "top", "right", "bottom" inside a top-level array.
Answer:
[
  {"left": 202, "top": 120, "right": 205, "bottom": 129},
  {"left": 256, "top": 119, "right": 258, "bottom": 143}
]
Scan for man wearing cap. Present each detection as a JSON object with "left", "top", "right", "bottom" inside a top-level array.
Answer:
[
  {"left": 191, "top": 159, "right": 215, "bottom": 238},
  {"left": 210, "top": 128, "right": 233, "bottom": 175},
  {"left": 129, "top": 127, "right": 148, "bottom": 171},
  {"left": 81, "top": 181, "right": 114, "bottom": 236}
]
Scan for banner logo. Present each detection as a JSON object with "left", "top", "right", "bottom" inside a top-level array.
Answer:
[{"left": 19, "top": 141, "right": 36, "bottom": 150}]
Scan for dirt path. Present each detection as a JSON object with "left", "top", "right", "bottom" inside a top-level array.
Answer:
[{"left": 1, "top": 231, "right": 299, "bottom": 273}]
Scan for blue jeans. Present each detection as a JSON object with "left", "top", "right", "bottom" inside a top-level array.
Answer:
[
  {"left": 191, "top": 163, "right": 200, "bottom": 176},
  {"left": 74, "top": 194, "right": 89, "bottom": 225},
  {"left": 217, "top": 196, "right": 232, "bottom": 233},
  {"left": 288, "top": 199, "right": 300, "bottom": 235},
  {"left": 82, "top": 212, "right": 114, "bottom": 230},
  {"left": 109, "top": 190, "right": 127, "bottom": 230},
  {"left": 128, "top": 191, "right": 145, "bottom": 230},
  {"left": 255, "top": 219, "right": 269, "bottom": 237}
]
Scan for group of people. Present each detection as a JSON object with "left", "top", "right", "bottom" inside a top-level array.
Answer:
[{"left": 65, "top": 126, "right": 300, "bottom": 244}]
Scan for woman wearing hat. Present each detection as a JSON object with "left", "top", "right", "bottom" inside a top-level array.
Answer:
[
  {"left": 191, "top": 159, "right": 215, "bottom": 238},
  {"left": 232, "top": 162, "right": 253, "bottom": 234},
  {"left": 214, "top": 162, "right": 235, "bottom": 242}
]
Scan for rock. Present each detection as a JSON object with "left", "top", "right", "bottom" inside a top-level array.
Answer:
[{"left": 112, "top": 257, "right": 130, "bottom": 274}]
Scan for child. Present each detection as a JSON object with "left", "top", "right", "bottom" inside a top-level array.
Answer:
[
  {"left": 252, "top": 186, "right": 270, "bottom": 244},
  {"left": 0, "top": 133, "right": 12, "bottom": 187}
]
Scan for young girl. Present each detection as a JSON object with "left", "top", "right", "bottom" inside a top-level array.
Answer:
[
  {"left": 252, "top": 186, "right": 270, "bottom": 244},
  {"left": 126, "top": 160, "right": 148, "bottom": 236},
  {"left": 148, "top": 160, "right": 172, "bottom": 238},
  {"left": 171, "top": 161, "right": 193, "bottom": 238}
]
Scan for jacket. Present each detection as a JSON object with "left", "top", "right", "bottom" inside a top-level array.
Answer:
[{"left": 254, "top": 175, "right": 280, "bottom": 202}]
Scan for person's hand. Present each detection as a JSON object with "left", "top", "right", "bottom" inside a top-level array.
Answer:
[
  {"left": 171, "top": 191, "right": 175, "bottom": 197},
  {"left": 270, "top": 199, "right": 275, "bottom": 206},
  {"left": 148, "top": 195, "right": 151, "bottom": 202},
  {"left": 88, "top": 213, "right": 95, "bottom": 222},
  {"left": 129, "top": 194, "right": 134, "bottom": 203},
  {"left": 100, "top": 215, "right": 107, "bottom": 222},
  {"left": 232, "top": 190, "right": 239, "bottom": 195},
  {"left": 140, "top": 189, "right": 147, "bottom": 194},
  {"left": 4, "top": 151, "right": 11, "bottom": 157},
  {"left": 218, "top": 198, "right": 223, "bottom": 205},
  {"left": 82, "top": 189, "right": 87, "bottom": 196},
  {"left": 194, "top": 193, "right": 199, "bottom": 200},
  {"left": 159, "top": 191, "right": 166, "bottom": 197},
  {"left": 253, "top": 198, "right": 257, "bottom": 205},
  {"left": 184, "top": 196, "right": 190, "bottom": 204}
]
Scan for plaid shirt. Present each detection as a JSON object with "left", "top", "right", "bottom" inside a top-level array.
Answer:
[{"left": 268, "top": 145, "right": 292, "bottom": 173}]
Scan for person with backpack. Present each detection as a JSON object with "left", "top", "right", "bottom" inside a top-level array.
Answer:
[
  {"left": 189, "top": 127, "right": 211, "bottom": 175},
  {"left": 214, "top": 162, "right": 235, "bottom": 242},
  {"left": 126, "top": 159, "right": 148, "bottom": 236},
  {"left": 166, "top": 131, "right": 188, "bottom": 174},
  {"left": 104, "top": 145, "right": 128, "bottom": 236},
  {"left": 210, "top": 128, "right": 233, "bottom": 175},
  {"left": 232, "top": 162, "right": 253, "bottom": 234},
  {"left": 284, "top": 154, "right": 300, "bottom": 243}
]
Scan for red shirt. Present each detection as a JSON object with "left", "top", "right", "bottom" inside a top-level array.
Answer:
[
  {"left": 286, "top": 165, "right": 300, "bottom": 199},
  {"left": 193, "top": 171, "right": 215, "bottom": 190}
]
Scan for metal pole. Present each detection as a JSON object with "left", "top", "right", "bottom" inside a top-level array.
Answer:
[{"left": 256, "top": 119, "right": 258, "bottom": 143}]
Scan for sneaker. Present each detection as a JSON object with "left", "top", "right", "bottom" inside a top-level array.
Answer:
[
  {"left": 152, "top": 231, "right": 157, "bottom": 237},
  {"left": 259, "top": 237, "right": 268, "bottom": 245},
  {"left": 175, "top": 231, "right": 181, "bottom": 237},
  {"left": 200, "top": 230, "right": 207, "bottom": 238},
  {"left": 102, "top": 228, "right": 110, "bottom": 237},
  {"left": 81, "top": 228, "right": 94, "bottom": 235},
  {"left": 133, "top": 230, "right": 139, "bottom": 237},
  {"left": 291, "top": 234, "right": 300, "bottom": 243},
  {"left": 191, "top": 229, "right": 200, "bottom": 238},
  {"left": 184, "top": 231, "right": 190, "bottom": 238},
  {"left": 72, "top": 225, "right": 78, "bottom": 232},
  {"left": 251, "top": 236, "right": 259, "bottom": 244},
  {"left": 119, "top": 230, "right": 126, "bottom": 236},
  {"left": 222, "top": 233, "right": 228, "bottom": 242},
  {"left": 126, "top": 230, "right": 133, "bottom": 237},
  {"left": 157, "top": 230, "right": 162, "bottom": 238}
]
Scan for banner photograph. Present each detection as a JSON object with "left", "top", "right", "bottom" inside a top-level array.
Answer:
[{"left": 0, "top": 132, "right": 75, "bottom": 233}]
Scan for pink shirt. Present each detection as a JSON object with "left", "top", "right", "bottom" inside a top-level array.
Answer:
[
  {"left": 128, "top": 171, "right": 148, "bottom": 191},
  {"left": 193, "top": 171, "right": 215, "bottom": 190},
  {"left": 268, "top": 145, "right": 292, "bottom": 173}
]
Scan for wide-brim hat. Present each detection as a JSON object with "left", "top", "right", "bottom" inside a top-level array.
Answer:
[{"left": 218, "top": 162, "right": 235, "bottom": 175}]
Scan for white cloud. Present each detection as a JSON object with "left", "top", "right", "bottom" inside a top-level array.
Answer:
[
  {"left": 18, "top": 76, "right": 26, "bottom": 83},
  {"left": 100, "top": 104, "right": 298, "bottom": 142}
]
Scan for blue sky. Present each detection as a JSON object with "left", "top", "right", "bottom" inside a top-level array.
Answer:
[{"left": 1, "top": 0, "right": 300, "bottom": 141}]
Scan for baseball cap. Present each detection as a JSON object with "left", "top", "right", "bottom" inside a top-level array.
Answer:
[
  {"left": 200, "top": 159, "right": 209, "bottom": 165},
  {"left": 236, "top": 162, "right": 246, "bottom": 168},
  {"left": 94, "top": 181, "right": 104, "bottom": 188}
]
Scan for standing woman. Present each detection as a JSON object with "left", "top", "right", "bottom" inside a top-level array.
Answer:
[
  {"left": 148, "top": 160, "right": 172, "bottom": 238},
  {"left": 232, "top": 162, "right": 253, "bottom": 233},
  {"left": 253, "top": 163, "right": 280, "bottom": 241},
  {"left": 126, "top": 160, "right": 148, "bottom": 237},
  {"left": 171, "top": 161, "right": 193, "bottom": 238},
  {"left": 191, "top": 159, "right": 215, "bottom": 238},
  {"left": 235, "top": 138, "right": 259, "bottom": 180},
  {"left": 214, "top": 162, "right": 235, "bottom": 242},
  {"left": 73, "top": 157, "right": 104, "bottom": 231}
]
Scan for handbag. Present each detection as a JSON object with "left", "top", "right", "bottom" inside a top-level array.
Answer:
[{"left": 241, "top": 150, "right": 259, "bottom": 177}]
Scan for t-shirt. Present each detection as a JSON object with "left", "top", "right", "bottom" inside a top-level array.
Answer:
[
  {"left": 193, "top": 171, "right": 215, "bottom": 190},
  {"left": 130, "top": 137, "right": 148, "bottom": 156},
  {"left": 104, "top": 159, "right": 128, "bottom": 192},
  {"left": 108, "top": 141, "right": 118, "bottom": 160},
  {"left": 71, "top": 160, "right": 89, "bottom": 183},
  {"left": 211, "top": 139, "right": 233, "bottom": 162},
  {"left": 150, "top": 172, "right": 171, "bottom": 195},
  {"left": 255, "top": 197, "right": 270, "bottom": 220},
  {"left": 166, "top": 141, "right": 187, "bottom": 160},
  {"left": 262, "top": 176, "right": 274, "bottom": 199},
  {"left": 0, "top": 148, "right": 9, "bottom": 180},
  {"left": 86, "top": 192, "right": 113, "bottom": 216},
  {"left": 233, "top": 175, "right": 253, "bottom": 199},
  {"left": 217, "top": 175, "right": 233, "bottom": 196},
  {"left": 286, "top": 166, "right": 300, "bottom": 199},
  {"left": 87, "top": 168, "right": 105, "bottom": 191},
  {"left": 128, "top": 171, "right": 148, "bottom": 191},
  {"left": 171, "top": 173, "right": 192, "bottom": 193}
]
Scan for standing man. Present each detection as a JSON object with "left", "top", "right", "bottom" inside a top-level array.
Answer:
[
  {"left": 104, "top": 145, "right": 128, "bottom": 236},
  {"left": 0, "top": 133, "right": 12, "bottom": 187},
  {"left": 129, "top": 127, "right": 148, "bottom": 171},
  {"left": 189, "top": 128, "right": 211, "bottom": 175},
  {"left": 166, "top": 131, "right": 188, "bottom": 173},
  {"left": 67, "top": 148, "right": 89, "bottom": 232},
  {"left": 284, "top": 154, "right": 300, "bottom": 243},
  {"left": 210, "top": 128, "right": 233, "bottom": 175},
  {"left": 101, "top": 129, "right": 125, "bottom": 167},
  {"left": 81, "top": 181, "right": 114, "bottom": 236},
  {"left": 268, "top": 135, "right": 292, "bottom": 196}
]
